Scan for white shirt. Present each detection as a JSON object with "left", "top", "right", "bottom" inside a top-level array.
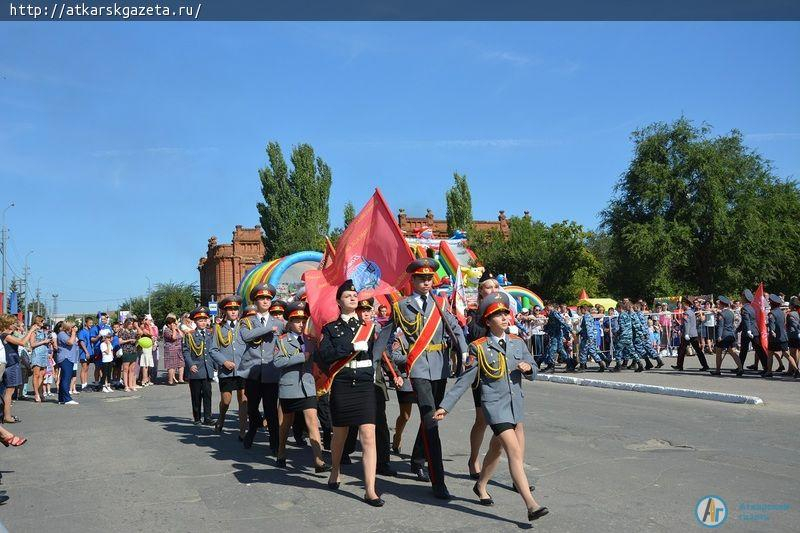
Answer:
[
  {"left": 100, "top": 340, "right": 114, "bottom": 363},
  {"left": 413, "top": 292, "right": 430, "bottom": 311},
  {"left": 489, "top": 332, "right": 508, "bottom": 347}
]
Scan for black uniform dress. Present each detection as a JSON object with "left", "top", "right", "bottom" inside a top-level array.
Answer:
[{"left": 318, "top": 316, "right": 377, "bottom": 427}]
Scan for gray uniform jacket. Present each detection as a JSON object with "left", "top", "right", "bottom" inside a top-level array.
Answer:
[
  {"left": 238, "top": 314, "right": 284, "bottom": 383},
  {"left": 738, "top": 304, "right": 758, "bottom": 335},
  {"left": 768, "top": 308, "right": 788, "bottom": 342},
  {"left": 381, "top": 294, "right": 468, "bottom": 381},
  {"left": 787, "top": 310, "right": 800, "bottom": 341},
  {"left": 273, "top": 332, "right": 316, "bottom": 399},
  {"left": 209, "top": 321, "right": 246, "bottom": 378},
  {"left": 390, "top": 333, "right": 414, "bottom": 393},
  {"left": 182, "top": 328, "right": 214, "bottom": 380},
  {"left": 440, "top": 335, "right": 536, "bottom": 426},
  {"left": 682, "top": 307, "right": 699, "bottom": 338},
  {"left": 718, "top": 309, "right": 736, "bottom": 340}
]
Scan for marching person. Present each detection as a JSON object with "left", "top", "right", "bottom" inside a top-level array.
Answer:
[
  {"left": 464, "top": 271, "right": 499, "bottom": 479},
  {"left": 390, "top": 329, "right": 416, "bottom": 456},
  {"left": 209, "top": 295, "right": 248, "bottom": 439},
  {"left": 434, "top": 292, "right": 549, "bottom": 522},
  {"left": 738, "top": 289, "right": 769, "bottom": 372},
  {"left": 634, "top": 301, "right": 664, "bottom": 369},
  {"left": 183, "top": 307, "right": 215, "bottom": 426},
  {"left": 672, "top": 297, "right": 709, "bottom": 372},
  {"left": 764, "top": 294, "right": 795, "bottom": 378},
  {"left": 269, "top": 296, "right": 306, "bottom": 445},
  {"left": 578, "top": 304, "right": 606, "bottom": 372},
  {"left": 273, "top": 301, "right": 330, "bottom": 472},
  {"left": 383, "top": 258, "right": 468, "bottom": 500},
  {"left": 242, "top": 305, "right": 258, "bottom": 319},
  {"left": 786, "top": 297, "right": 800, "bottom": 378},
  {"left": 239, "top": 283, "right": 283, "bottom": 451},
  {"left": 319, "top": 280, "right": 387, "bottom": 507},
  {"left": 542, "top": 303, "right": 572, "bottom": 373},
  {"left": 710, "top": 296, "right": 744, "bottom": 376}
]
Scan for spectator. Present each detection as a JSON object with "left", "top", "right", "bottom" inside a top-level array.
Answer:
[
  {"left": 1, "top": 315, "right": 39, "bottom": 420},
  {"left": 98, "top": 331, "right": 115, "bottom": 392},
  {"left": 76, "top": 316, "right": 95, "bottom": 391},
  {"left": 142, "top": 315, "right": 159, "bottom": 384},
  {"left": 138, "top": 330, "right": 155, "bottom": 387},
  {"left": 29, "top": 315, "right": 52, "bottom": 403},
  {"left": 119, "top": 319, "right": 139, "bottom": 392},
  {"left": 56, "top": 320, "right": 80, "bottom": 406},
  {"left": 162, "top": 314, "right": 185, "bottom": 385}
]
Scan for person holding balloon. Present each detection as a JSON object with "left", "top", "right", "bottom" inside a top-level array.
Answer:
[{"left": 138, "top": 332, "right": 155, "bottom": 387}]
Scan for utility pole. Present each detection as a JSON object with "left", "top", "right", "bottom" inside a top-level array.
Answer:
[
  {"left": 35, "top": 276, "right": 42, "bottom": 317},
  {"left": 23, "top": 250, "right": 33, "bottom": 326},
  {"left": 52, "top": 293, "right": 58, "bottom": 317},
  {"left": 1, "top": 202, "right": 14, "bottom": 312}
]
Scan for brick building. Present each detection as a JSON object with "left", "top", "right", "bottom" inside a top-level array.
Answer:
[
  {"left": 198, "top": 225, "right": 264, "bottom": 305},
  {"left": 397, "top": 208, "right": 518, "bottom": 238}
]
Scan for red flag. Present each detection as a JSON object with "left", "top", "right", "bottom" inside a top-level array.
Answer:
[
  {"left": 319, "top": 236, "right": 336, "bottom": 269},
  {"left": 579, "top": 288, "right": 589, "bottom": 301},
  {"left": 304, "top": 188, "right": 415, "bottom": 336},
  {"left": 753, "top": 283, "right": 769, "bottom": 352}
]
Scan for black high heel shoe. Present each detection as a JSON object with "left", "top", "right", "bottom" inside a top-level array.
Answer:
[
  {"left": 363, "top": 495, "right": 385, "bottom": 507},
  {"left": 512, "top": 482, "right": 535, "bottom": 493},
  {"left": 528, "top": 506, "right": 549, "bottom": 521},
  {"left": 315, "top": 463, "right": 332, "bottom": 473},
  {"left": 327, "top": 481, "right": 340, "bottom": 490},
  {"left": 472, "top": 482, "right": 494, "bottom": 506},
  {"left": 276, "top": 457, "right": 287, "bottom": 468}
]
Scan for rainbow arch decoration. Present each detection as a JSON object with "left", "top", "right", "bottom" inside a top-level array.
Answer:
[
  {"left": 504, "top": 285, "right": 545, "bottom": 310},
  {"left": 237, "top": 251, "right": 323, "bottom": 304}
]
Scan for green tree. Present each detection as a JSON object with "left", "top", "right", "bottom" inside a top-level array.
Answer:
[
  {"left": 257, "top": 142, "right": 332, "bottom": 259},
  {"left": 343, "top": 201, "right": 356, "bottom": 227},
  {"left": 601, "top": 117, "right": 800, "bottom": 298},
  {"left": 469, "top": 216, "right": 602, "bottom": 304},
  {"left": 446, "top": 172, "right": 474, "bottom": 235},
  {"left": 120, "top": 282, "right": 198, "bottom": 328}
]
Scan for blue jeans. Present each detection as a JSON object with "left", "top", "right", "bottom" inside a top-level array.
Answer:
[{"left": 59, "top": 359, "right": 74, "bottom": 403}]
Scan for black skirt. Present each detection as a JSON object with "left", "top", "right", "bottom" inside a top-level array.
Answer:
[
  {"left": 219, "top": 376, "right": 244, "bottom": 393},
  {"left": 395, "top": 390, "right": 417, "bottom": 405},
  {"left": 717, "top": 336, "right": 735, "bottom": 350},
  {"left": 280, "top": 396, "right": 317, "bottom": 413},
  {"left": 330, "top": 380, "right": 375, "bottom": 427}
]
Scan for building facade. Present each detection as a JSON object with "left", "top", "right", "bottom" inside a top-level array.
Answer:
[{"left": 198, "top": 225, "right": 264, "bottom": 305}]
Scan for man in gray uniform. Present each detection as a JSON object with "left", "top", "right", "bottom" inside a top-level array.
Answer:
[
  {"left": 382, "top": 258, "right": 468, "bottom": 500},
  {"left": 673, "top": 297, "right": 709, "bottom": 371},
  {"left": 209, "top": 295, "right": 247, "bottom": 437},
  {"left": 239, "top": 283, "right": 284, "bottom": 451},
  {"left": 183, "top": 307, "right": 215, "bottom": 425}
]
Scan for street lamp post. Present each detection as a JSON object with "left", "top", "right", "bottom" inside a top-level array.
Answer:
[
  {"left": 23, "top": 250, "right": 33, "bottom": 325},
  {"left": 145, "top": 276, "right": 152, "bottom": 316},
  {"left": 1, "top": 202, "right": 14, "bottom": 312}
]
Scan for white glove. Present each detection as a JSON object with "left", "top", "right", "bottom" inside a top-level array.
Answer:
[
  {"left": 462, "top": 352, "right": 469, "bottom": 364},
  {"left": 508, "top": 325, "right": 519, "bottom": 335},
  {"left": 747, "top": 331, "right": 753, "bottom": 339},
  {"left": 684, "top": 334, "right": 690, "bottom": 341},
  {"left": 352, "top": 340, "right": 369, "bottom": 352}
]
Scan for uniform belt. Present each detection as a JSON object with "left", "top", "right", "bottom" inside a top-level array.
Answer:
[
  {"left": 344, "top": 359, "right": 373, "bottom": 369},
  {"left": 425, "top": 343, "right": 445, "bottom": 351}
]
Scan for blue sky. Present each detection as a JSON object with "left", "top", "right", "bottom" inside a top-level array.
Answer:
[{"left": 2, "top": 22, "right": 798, "bottom": 314}]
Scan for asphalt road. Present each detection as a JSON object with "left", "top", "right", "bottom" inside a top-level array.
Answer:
[{"left": 1, "top": 369, "right": 797, "bottom": 532}]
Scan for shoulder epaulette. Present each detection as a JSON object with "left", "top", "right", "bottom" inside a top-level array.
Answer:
[
  {"left": 508, "top": 333, "right": 522, "bottom": 341},
  {"left": 471, "top": 337, "right": 488, "bottom": 347}
]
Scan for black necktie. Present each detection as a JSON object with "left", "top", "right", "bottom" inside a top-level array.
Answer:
[
  {"left": 200, "top": 330, "right": 205, "bottom": 338},
  {"left": 499, "top": 339, "right": 506, "bottom": 351},
  {"left": 421, "top": 295, "right": 428, "bottom": 313},
  {"left": 229, "top": 321, "right": 235, "bottom": 329},
  {"left": 261, "top": 317, "right": 266, "bottom": 326}
]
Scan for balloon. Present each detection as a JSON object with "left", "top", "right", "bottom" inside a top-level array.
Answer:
[{"left": 138, "top": 337, "right": 153, "bottom": 349}]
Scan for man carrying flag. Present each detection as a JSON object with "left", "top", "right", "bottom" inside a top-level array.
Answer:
[{"left": 387, "top": 257, "right": 468, "bottom": 500}]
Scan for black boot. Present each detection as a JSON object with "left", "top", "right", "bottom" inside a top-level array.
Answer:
[
  {"left": 611, "top": 362, "right": 621, "bottom": 372},
  {"left": 598, "top": 361, "right": 606, "bottom": 372},
  {"left": 655, "top": 358, "right": 664, "bottom": 368},
  {"left": 635, "top": 361, "right": 644, "bottom": 372},
  {"left": 644, "top": 358, "right": 653, "bottom": 370}
]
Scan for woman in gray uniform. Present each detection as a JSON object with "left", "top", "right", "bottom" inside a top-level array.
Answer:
[
  {"left": 434, "top": 292, "right": 549, "bottom": 522},
  {"left": 710, "top": 296, "right": 743, "bottom": 376},
  {"left": 273, "top": 301, "right": 330, "bottom": 472}
]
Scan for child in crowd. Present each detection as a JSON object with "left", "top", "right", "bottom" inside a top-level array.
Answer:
[
  {"left": 44, "top": 353, "right": 56, "bottom": 397},
  {"left": 99, "top": 331, "right": 115, "bottom": 393}
]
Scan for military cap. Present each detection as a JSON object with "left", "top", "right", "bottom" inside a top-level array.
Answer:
[
  {"left": 284, "top": 301, "right": 309, "bottom": 321},
  {"left": 479, "top": 292, "right": 511, "bottom": 324},
  {"left": 769, "top": 293, "right": 783, "bottom": 305},
  {"left": 189, "top": 306, "right": 209, "bottom": 321},
  {"left": 219, "top": 295, "right": 242, "bottom": 310},
  {"left": 406, "top": 257, "right": 439, "bottom": 276},
  {"left": 269, "top": 300, "right": 287, "bottom": 314},
  {"left": 718, "top": 295, "right": 731, "bottom": 306},
  {"left": 242, "top": 305, "right": 258, "bottom": 318},
  {"left": 742, "top": 288, "right": 754, "bottom": 303},
  {"left": 478, "top": 270, "right": 496, "bottom": 284},
  {"left": 336, "top": 279, "right": 357, "bottom": 299},
  {"left": 250, "top": 283, "right": 276, "bottom": 301},
  {"left": 357, "top": 297, "right": 374, "bottom": 310}
]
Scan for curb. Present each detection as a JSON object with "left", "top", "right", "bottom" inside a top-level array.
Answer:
[{"left": 534, "top": 374, "right": 764, "bottom": 405}]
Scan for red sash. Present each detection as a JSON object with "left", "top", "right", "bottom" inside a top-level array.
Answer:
[
  {"left": 314, "top": 321, "right": 375, "bottom": 396},
  {"left": 405, "top": 305, "right": 443, "bottom": 373}
]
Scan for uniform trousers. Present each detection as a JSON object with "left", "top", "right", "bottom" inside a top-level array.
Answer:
[
  {"left": 245, "top": 379, "right": 279, "bottom": 451},
  {"left": 188, "top": 379, "right": 212, "bottom": 421},
  {"left": 410, "top": 377, "right": 447, "bottom": 488},
  {"left": 739, "top": 333, "right": 768, "bottom": 368},
  {"left": 676, "top": 336, "right": 709, "bottom": 369}
]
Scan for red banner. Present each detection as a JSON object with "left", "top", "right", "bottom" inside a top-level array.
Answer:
[
  {"left": 753, "top": 283, "right": 768, "bottom": 352},
  {"left": 304, "top": 188, "right": 415, "bottom": 337}
]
